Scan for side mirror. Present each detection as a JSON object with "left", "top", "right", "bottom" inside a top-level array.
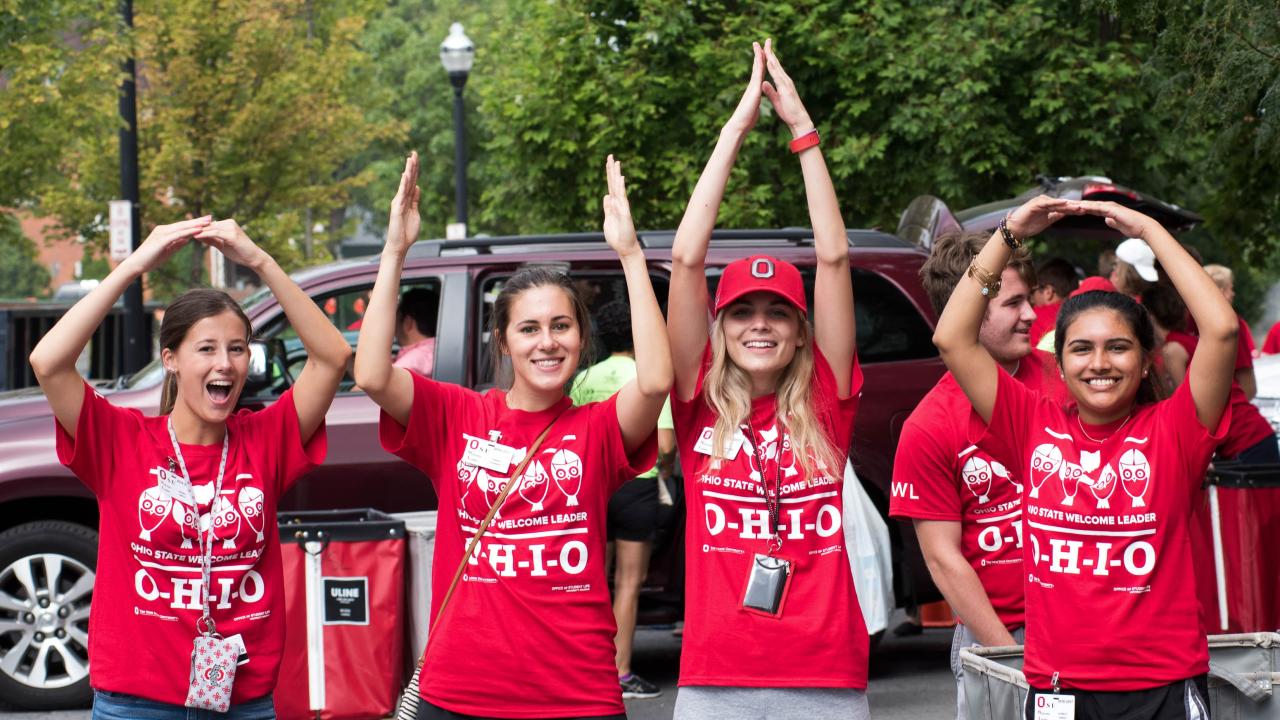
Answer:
[
  {"left": 248, "top": 341, "right": 270, "bottom": 385},
  {"left": 242, "top": 339, "right": 286, "bottom": 398}
]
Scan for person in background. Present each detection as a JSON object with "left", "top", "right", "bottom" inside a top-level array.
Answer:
[
  {"left": 1112, "top": 237, "right": 1158, "bottom": 298},
  {"left": 890, "top": 231, "right": 1052, "bottom": 720},
  {"left": 393, "top": 287, "right": 438, "bottom": 377},
  {"left": 1097, "top": 248, "right": 1117, "bottom": 279},
  {"left": 1204, "top": 264, "right": 1258, "bottom": 399},
  {"left": 1262, "top": 319, "right": 1280, "bottom": 356},
  {"left": 1028, "top": 257, "right": 1079, "bottom": 347},
  {"left": 1147, "top": 282, "right": 1278, "bottom": 464},
  {"left": 570, "top": 299, "right": 677, "bottom": 700}
]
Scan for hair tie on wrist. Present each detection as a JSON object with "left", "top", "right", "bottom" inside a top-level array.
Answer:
[{"left": 789, "top": 129, "right": 820, "bottom": 154}]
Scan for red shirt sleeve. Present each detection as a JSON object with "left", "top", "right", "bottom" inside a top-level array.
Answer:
[
  {"left": 1265, "top": 321, "right": 1280, "bottom": 355},
  {"left": 54, "top": 381, "right": 140, "bottom": 495},
  {"left": 977, "top": 367, "right": 1039, "bottom": 474},
  {"left": 889, "top": 414, "right": 962, "bottom": 520},
  {"left": 1158, "top": 377, "right": 1231, "bottom": 499},
  {"left": 379, "top": 371, "right": 480, "bottom": 488},
  {"left": 589, "top": 392, "right": 658, "bottom": 492},
  {"left": 1235, "top": 316, "right": 1255, "bottom": 370},
  {"left": 234, "top": 387, "right": 327, "bottom": 495}
]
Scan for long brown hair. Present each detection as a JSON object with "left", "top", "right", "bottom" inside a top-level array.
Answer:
[
  {"left": 704, "top": 310, "right": 842, "bottom": 482},
  {"left": 159, "top": 289, "right": 252, "bottom": 414},
  {"left": 489, "top": 267, "right": 594, "bottom": 390}
]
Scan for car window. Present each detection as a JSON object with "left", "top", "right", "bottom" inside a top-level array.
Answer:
[
  {"left": 257, "top": 279, "right": 442, "bottom": 395},
  {"left": 475, "top": 270, "right": 669, "bottom": 389}
]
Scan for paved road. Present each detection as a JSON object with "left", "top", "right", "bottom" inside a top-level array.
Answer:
[{"left": 4, "top": 614, "right": 956, "bottom": 720}]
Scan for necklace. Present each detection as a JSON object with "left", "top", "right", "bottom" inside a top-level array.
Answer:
[{"left": 1076, "top": 411, "right": 1132, "bottom": 444}]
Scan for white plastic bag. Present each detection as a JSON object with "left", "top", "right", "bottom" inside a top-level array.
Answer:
[{"left": 843, "top": 460, "right": 895, "bottom": 634}]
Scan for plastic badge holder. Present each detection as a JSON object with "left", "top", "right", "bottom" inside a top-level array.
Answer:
[{"left": 741, "top": 553, "right": 793, "bottom": 618}]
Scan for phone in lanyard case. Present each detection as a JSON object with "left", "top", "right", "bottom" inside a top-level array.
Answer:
[{"left": 741, "top": 552, "right": 794, "bottom": 618}]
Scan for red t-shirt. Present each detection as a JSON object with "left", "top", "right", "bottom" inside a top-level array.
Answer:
[
  {"left": 1030, "top": 302, "right": 1061, "bottom": 348},
  {"left": 1264, "top": 321, "right": 1280, "bottom": 356},
  {"left": 380, "top": 373, "right": 656, "bottom": 717},
  {"left": 55, "top": 383, "right": 324, "bottom": 704},
  {"left": 672, "top": 345, "right": 867, "bottom": 689},
  {"left": 889, "top": 352, "right": 1059, "bottom": 630},
  {"left": 1236, "top": 316, "right": 1255, "bottom": 371},
  {"left": 980, "top": 370, "right": 1228, "bottom": 691},
  {"left": 1165, "top": 331, "right": 1274, "bottom": 458}
]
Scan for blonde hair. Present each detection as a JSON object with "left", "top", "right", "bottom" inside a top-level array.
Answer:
[
  {"left": 1203, "top": 264, "right": 1233, "bottom": 292},
  {"left": 704, "top": 311, "right": 843, "bottom": 482}
]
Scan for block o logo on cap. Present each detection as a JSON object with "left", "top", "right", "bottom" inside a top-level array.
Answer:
[{"left": 751, "top": 258, "right": 775, "bottom": 278}]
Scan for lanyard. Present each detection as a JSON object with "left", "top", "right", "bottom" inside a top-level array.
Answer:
[
  {"left": 166, "top": 416, "right": 229, "bottom": 637},
  {"left": 742, "top": 418, "right": 783, "bottom": 555}
]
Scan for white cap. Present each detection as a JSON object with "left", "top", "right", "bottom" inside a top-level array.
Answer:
[{"left": 1115, "top": 238, "right": 1158, "bottom": 282}]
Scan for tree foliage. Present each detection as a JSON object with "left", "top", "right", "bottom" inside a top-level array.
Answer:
[{"left": 0, "top": 212, "right": 52, "bottom": 298}]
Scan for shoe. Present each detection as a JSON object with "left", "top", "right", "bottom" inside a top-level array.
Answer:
[{"left": 620, "top": 673, "right": 662, "bottom": 699}]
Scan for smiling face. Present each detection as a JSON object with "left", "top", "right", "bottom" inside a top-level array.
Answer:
[
  {"left": 1059, "top": 307, "right": 1148, "bottom": 423},
  {"left": 718, "top": 291, "right": 804, "bottom": 395},
  {"left": 979, "top": 267, "right": 1037, "bottom": 367},
  {"left": 162, "top": 310, "right": 250, "bottom": 428},
  {"left": 499, "top": 284, "right": 583, "bottom": 399}
]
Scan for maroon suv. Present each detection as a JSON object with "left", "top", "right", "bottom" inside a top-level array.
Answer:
[{"left": 0, "top": 229, "right": 944, "bottom": 709}]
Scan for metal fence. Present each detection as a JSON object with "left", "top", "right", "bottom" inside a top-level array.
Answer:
[{"left": 0, "top": 302, "right": 157, "bottom": 391}]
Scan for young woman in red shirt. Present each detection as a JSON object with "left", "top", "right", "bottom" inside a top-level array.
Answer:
[
  {"left": 30, "top": 218, "right": 352, "bottom": 718},
  {"left": 665, "top": 41, "right": 867, "bottom": 719},
  {"left": 933, "top": 197, "right": 1236, "bottom": 720},
  {"left": 353, "top": 153, "right": 671, "bottom": 719}
]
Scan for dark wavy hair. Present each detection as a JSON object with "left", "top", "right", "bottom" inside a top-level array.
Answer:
[
  {"left": 1053, "top": 290, "right": 1161, "bottom": 405},
  {"left": 489, "top": 266, "right": 594, "bottom": 388},
  {"left": 159, "top": 289, "right": 252, "bottom": 415}
]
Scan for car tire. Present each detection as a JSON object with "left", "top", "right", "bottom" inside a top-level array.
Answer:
[{"left": 0, "top": 521, "right": 97, "bottom": 710}]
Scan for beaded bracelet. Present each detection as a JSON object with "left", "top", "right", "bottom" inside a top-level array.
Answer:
[{"left": 998, "top": 216, "right": 1023, "bottom": 250}]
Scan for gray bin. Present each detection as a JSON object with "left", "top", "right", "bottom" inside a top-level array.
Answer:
[
  {"left": 392, "top": 511, "right": 438, "bottom": 676},
  {"left": 961, "top": 633, "right": 1280, "bottom": 720}
]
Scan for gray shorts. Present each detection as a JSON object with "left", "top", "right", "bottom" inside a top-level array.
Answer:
[
  {"left": 674, "top": 686, "right": 870, "bottom": 720},
  {"left": 951, "top": 623, "right": 1025, "bottom": 720}
]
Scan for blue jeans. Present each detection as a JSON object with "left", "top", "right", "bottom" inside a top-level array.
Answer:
[{"left": 93, "top": 690, "right": 275, "bottom": 720}]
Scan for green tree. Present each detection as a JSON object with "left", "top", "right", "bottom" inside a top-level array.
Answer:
[
  {"left": 26, "top": 0, "right": 401, "bottom": 300},
  {"left": 440, "top": 1, "right": 1174, "bottom": 236},
  {"left": 0, "top": 212, "right": 52, "bottom": 299}
]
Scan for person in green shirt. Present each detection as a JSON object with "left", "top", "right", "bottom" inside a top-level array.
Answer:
[{"left": 571, "top": 300, "right": 675, "bottom": 700}]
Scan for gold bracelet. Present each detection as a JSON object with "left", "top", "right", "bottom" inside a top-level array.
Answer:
[{"left": 967, "top": 260, "right": 1002, "bottom": 297}]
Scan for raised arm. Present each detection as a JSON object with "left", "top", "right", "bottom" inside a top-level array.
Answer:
[
  {"left": 933, "top": 197, "right": 1075, "bottom": 422},
  {"left": 353, "top": 153, "right": 422, "bottom": 426},
  {"left": 603, "top": 156, "right": 674, "bottom": 453},
  {"left": 30, "top": 216, "right": 212, "bottom": 437},
  {"left": 1077, "top": 201, "right": 1236, "bottom": 429},
  {"left": 761, "top": 40, "right": 854, "bottom": 395},
  {"left": 668, "top": 42, "right": 765, "bottom": 401},
  {"left": 196, "top": 219, "right": 351, "bottom": 443}
]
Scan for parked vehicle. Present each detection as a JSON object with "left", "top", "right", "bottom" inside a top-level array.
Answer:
[{"left": 0, "top": 228, "right": 944, "bottom": 709}]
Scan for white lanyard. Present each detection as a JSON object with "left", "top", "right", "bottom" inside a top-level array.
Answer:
[{"left": 166, "top": 416, "right": 229, "bottom": 637}]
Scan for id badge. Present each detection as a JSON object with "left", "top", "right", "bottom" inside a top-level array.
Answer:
[
  {"left": 185, "top": 634, "right": 238, "bottom": 712},
  {"left": 741, "top": 553, "right": 793, "bottom": 618},
  {"left": 1032, "top": 693, "right": 1075, "bottom": 720},
  {"left": 461, "top": 435, "right": 515, "bottom": 473},
  {"left": 693, "top": 427, "right": 746, "bottom": 460}
]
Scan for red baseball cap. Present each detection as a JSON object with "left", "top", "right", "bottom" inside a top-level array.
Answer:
[
  {"left": 713, "top": 255, "right": 808, "bottom": 317},
  {"left": 1070, "top": 275, "right": 1118, "bottom": 297}
]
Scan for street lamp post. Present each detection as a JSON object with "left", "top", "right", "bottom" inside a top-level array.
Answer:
[{"left": 440, "top": 22, "right": 475, "bottom": 239}]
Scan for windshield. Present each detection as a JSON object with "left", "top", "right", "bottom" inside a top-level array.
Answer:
[{"left": 122, "top": 358, "right": 165, "bottom": 389}]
